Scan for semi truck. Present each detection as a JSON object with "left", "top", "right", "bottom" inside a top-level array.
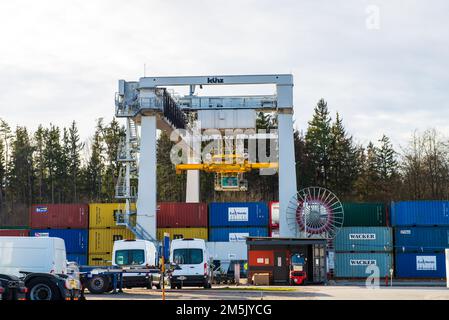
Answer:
[
  {"left": 0, "top": 237, "right": 81, "bottom": 300},
  {"left": 80, "top": 239, "right": 163, "bottom": 294},
  {"left": 0, "top": 274, "right": 27, "bottom": 301}
]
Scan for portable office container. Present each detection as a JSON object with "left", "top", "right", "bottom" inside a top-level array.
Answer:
[
  {"left": 395, "top": 252, "right": 447, "bottom": 278},
  {"left": 209, "top": 227, "right": 268, "bottom": 242},
  {"left": 157, "top": 202, "right": 208, "bottom": 227},
  {"left": 334, "top": 227, "right": 393, "bottom": 252},
  {"left": 31, "top": 229, "right": 88, "bottom": 254},
  {"left": 88, "top": 253, "right": 112, "bottom": 266},
  {"left": 391, "top": 201, "right": 449, "bottom": 226},
  {"left": 156, "top": 227, "right": 208, "bottom": 241},
  {"left": 0, "top": 228, "right": 29, "bottom": 236},
  {"left": 209, "top": 202, "right": 269, "bottom": 227},
  {"left": 334, "top": 252, "right": 393, "bottom": 278},
  {"left": 341, "top": 203, "right": 387, "bottom": 227},
  {"left": 88, "top": 228, "right": 135, "bottom": 254},
  {"left": 89, "top": 203, "right": 135, "bottom": 228},
  {"left": 30, "top": 204, "right": 89, "bottom": 229},
  {"left": 394, "top": 227, "right": 449, "bottom": 252},
  {"left": 67, "top": 253, "right": 88, "bottom": 266}
]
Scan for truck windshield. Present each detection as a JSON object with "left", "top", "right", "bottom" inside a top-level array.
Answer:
[
  {"left": 115, "top": 249, "right": 145, "bottom": 265},
  {"left": 173, "top": 248, "right": 203, "bottom": 265}
]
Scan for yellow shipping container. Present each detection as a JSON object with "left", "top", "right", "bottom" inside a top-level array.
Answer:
[
  {"left": 89, "top": 203, "right": 136, "bottom": 228},
  {"left": 157, "top": 228, "right": 208, "bottom": 241},
  {"left": 88, "top": 228, "right": 135, "bottom": 254},
  {"left": 88, "top": 253, "right": 112, "bottom": 266}
]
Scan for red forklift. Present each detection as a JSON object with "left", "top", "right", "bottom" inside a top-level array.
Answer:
[{"left": 289, "top": 254, "right": 307, "bottom": 285}]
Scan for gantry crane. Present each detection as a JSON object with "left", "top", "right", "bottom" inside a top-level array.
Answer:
[{"left": 114, "top": 74, "right": 297, "bottom": 242}]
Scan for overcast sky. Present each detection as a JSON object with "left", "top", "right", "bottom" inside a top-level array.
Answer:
[{"left": 0, "top": 0, "right": 448, "bottom": 150}]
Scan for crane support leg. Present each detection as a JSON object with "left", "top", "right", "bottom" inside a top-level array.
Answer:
[
  {"left": 137, "top": 115, "right": 157, "bottom": 240},
  {"left": 186, "top": 128, "right": 201, "bottom": 202}
]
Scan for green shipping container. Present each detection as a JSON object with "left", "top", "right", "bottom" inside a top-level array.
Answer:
[{"left": 342, "top": 203, "right": 387, "bottom": 227}]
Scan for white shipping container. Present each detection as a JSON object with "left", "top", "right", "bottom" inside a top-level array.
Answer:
[{"left": 206, "top": 242, "right": 247, "bottom": 261}]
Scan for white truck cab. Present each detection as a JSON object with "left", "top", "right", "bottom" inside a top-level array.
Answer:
[
  {"left": 112, "top": 239, "right": 157, "bottom": 267},
  {"left": 169, "top": 238, "right": 211, "bottom": 289}
]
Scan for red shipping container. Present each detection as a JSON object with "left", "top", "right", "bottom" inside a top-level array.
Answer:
[
  {"left": 0, "top": 229, "right": 29, "bottom": 236},
  {"left": 30, "top": 204, "right": 89, "bottom": 229},
  {"left": 156, "top": 203, "right": 208, "bottom": 228}
]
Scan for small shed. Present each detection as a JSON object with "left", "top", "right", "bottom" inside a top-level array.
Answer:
[{"left": 246, "top": 237, "right": 328, "bottom": 285}]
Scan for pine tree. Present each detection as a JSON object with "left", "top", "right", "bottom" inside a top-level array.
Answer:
[
  {"left": 33, "top": 125, "right": 47, "bottom": 203},
  {"left": 376, "top": 135, "right": 399, "bottom": 200},
  {"left": 66, "top": 121, "right": 83, "bottom": 202},
  {"left": 328, "top": 113, "right": 359, "bottom": 198},
  {"left": 43, "top": 125, "right": 64, "bottom": 203},
  {"left": 84, "top": 119, "right": 105, "bottom": 201},
  {"left": 305, "top": 99, "right": 332, "bottom": 188}
]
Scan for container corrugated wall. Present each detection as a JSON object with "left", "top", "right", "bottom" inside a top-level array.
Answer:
[
  {"left": 342, "top": 203, "right": 387, "bottom": 227},
  {"left": 88, "top": 253, "right": 112, "bottom": 266},
  {"left": 31, "top": 229, "right": 88, "bottom": 254},
  {"left": 209, "top": 227, "right": 268, "bottom": 242},
  {"left": 334, "top": 227, "right": 393, "bottom": 252},
  {"left": 30, "top": 204, "right": 89, "bottom": 229},
  {"left": 89, "top": 203, "right": 135, "bottom": 228},
  {"left": 157, "top": 203, "right": 208, "bottom": 227},
  {"left": 67, "top": 253, "right": 88, "bottom": 266},
  {"left": 395, "top": 252, "right": 447, "bottom": 278},
  {"left": 334, "top": 252, "right": 393, "bottom": 278},
  {"left": 156, "top": 228, "right": 208, "bottom": 241},
  {"left": 88, "top": 228, "right": 135, "bottom": 254},
  {"left": 394, "top": 227, "right": 449, "bottom": 252},
  {"left": 0, "top": 229, "right": 30, "bottom": 236},
  {"left": 391, "top": 201, "right": 449, "bottom": 226},
  {"left": 209, "top": 202, "right": 269, "bottom": 227}
]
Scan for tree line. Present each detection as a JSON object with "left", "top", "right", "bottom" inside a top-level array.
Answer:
[{"left": 1, "top": 98, "right": 448, "bottom": 225}]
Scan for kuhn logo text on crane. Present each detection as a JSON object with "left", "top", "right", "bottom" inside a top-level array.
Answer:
[{"left": 207, "top": 77, "right": 224, "bottom": 83}]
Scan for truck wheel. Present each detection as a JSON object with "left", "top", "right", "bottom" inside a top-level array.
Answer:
[
  {"left": 203, "top": 282, "right": 212, "bottom": 289},
  {"left": 27, "top": 278, "right": 61, "bottom": 301},
  {"left": 86, "top": 275, "right": 110, "bottom": 294},
  {"left": 170, "top": 284, "right": 176, "bottom": 289}
]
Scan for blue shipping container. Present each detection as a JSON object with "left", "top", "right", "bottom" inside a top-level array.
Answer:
[
  {"left": 209, "top": 227, "right": 268, "bottom": 242},
  {"left": 395, "top": 252, "right": 447, "bottom": 278},
  {"left": 67, "top": 254, "right": 88, "bottom": 266},
  {"left": 30, "top": 229, "right": 88, "bottom": 254},
  {"left": 209, "top": 202, "right": 269, "bottom": 227},
  {"left": 394, "top": 227, "right": 449, "bottom": 252},
  {"left": 391, "top": 201, "right": 449, "bottom": 226},
  {"left": 334, "top": 252, "right": 393, "bottom": 278},
  {"left": 334, "top": 227, "right": 393, "bottom": 252}
]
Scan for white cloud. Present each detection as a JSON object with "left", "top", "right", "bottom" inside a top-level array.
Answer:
[{"left": 0, "top": 0, "right": 448, "bottom": 151}]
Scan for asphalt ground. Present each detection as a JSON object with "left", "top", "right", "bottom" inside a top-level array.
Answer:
[{"left": 86, "top": 285, "right": 449, "bottom": 300}]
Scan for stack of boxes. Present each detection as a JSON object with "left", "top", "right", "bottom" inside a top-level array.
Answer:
[
  {"left": 392, "top": 201, "right": 449, "bottom": 278},
  {"left": 333, "top": 203, "right": 393, "bottom": 278},
  {"left": 156, "top": 203, "right": 208, "bottom": 241},
  {"left": 88, "top": 203, "right": 136, "bottom": 266},
  {"left": 30, "top": 204, "right": 89, "bottom": 265}
]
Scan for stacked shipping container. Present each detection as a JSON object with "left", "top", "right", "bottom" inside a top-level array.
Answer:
[
  {"left": 88, "top": 203, "right": 135, "bottom": 265},
  {"left": 333, "top": 203, "right": 391, "bottom": 278},
  {"left": 392, "top": 201, "right": 449, "bottom": 278},
  {"left": 30, "top": 204, "right": 89, "bottom": 265},
  {"left": 0, "top": 227, "right": 30, "bottom": 237},
  {"left": 209, "top": 202, "right": 269, "bottom": 242},
  {"left": 156, "top": 203, "right": 208, "bottom": 241}
]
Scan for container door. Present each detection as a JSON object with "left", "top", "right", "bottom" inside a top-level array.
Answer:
[
  {"left": 273, "top": 251, "right": 288, "bottom": 284},
  {"left": 312, "top": 245, "right": 326, "bottom": 283}
]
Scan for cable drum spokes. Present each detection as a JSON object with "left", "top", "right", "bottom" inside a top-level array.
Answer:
[{"left": 286, "top": 187, "right": 344, "bottom": 238}]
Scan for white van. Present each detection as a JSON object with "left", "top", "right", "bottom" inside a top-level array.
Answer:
[
  {"left": 0, "top": 237, "right": 80, "bottom": 300},
  {"left": 0, "top": 236, "right": 67, "bottom": 276},
  {"left": 169, "top": 238, "right": 211, "bottom": 289}
]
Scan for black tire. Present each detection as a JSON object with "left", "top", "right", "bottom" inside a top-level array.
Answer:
[
  {"left": 177, "top": 284, "right": 182, "bottom": 289},
  {"left": 26, "top": 278, "right": 62, "bottom": 301},
  {"left": 170, "top": 284, "right": 176, "bottom": 289},
  {"left": 86, "top": 275, "right": 110, "bottom": 294}
]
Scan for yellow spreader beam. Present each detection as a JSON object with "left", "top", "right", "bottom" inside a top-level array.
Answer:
[{"left": 175, "top": 162, "right": 278, "bottom": 174}]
